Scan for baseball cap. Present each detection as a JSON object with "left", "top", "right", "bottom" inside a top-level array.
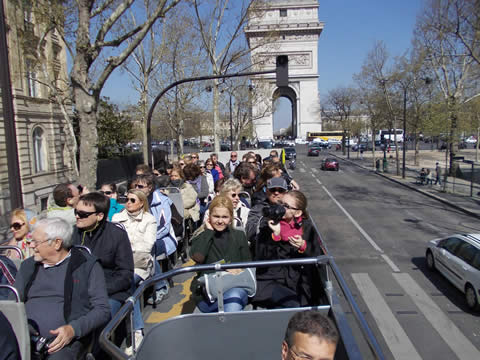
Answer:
[{"left": 266, "top": 177, "right": 287, "bottom": 190}]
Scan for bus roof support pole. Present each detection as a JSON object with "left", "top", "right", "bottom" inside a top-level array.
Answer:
[{"left": 146, "top": 69, "right": 275, "bottom": 167}]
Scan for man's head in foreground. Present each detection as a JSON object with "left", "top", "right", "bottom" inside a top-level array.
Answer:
[{"left": 282, "top": 310, "right": 338, "bottom": 360}]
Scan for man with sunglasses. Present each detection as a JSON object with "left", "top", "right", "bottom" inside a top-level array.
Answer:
[
  {"left": 47, "top": 183, "right": 82, "bottom": 226},
  {"left": 281, "top": 310, "right": 338, "bottom": 360},
  {"left": 246, "top": 177, "right": 287, "bottom": 253},
  {"left": 71, "top": 193, "right": 134, "bottom": 321},
  {"left": 15, "top": 217, "right": 111, "bottom": 359},
  {"left": 225, "top": 151, "right": 240, "bottom": 177}
]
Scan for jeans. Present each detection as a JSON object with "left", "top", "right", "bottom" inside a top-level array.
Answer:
[
  {"left": 197, "top": 287, "right": 248, "bottom": 313},
  {"left": 109, "top": 292, "right": 144, "bottom": 331},
  {"left": 153, "top": 240, "right": 169, "bottom": 292}
]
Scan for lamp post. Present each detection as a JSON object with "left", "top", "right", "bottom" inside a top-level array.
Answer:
[
  {"left": 229, "top": 92, "right": 233, "bottom": 151},
  {"left": 402, "top": 86, "right": 407, "bottom": 179}
]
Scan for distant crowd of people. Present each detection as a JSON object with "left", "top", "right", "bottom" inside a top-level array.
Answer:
[{"left": 1, "top": 149, "right": 329, "bottom": 359}]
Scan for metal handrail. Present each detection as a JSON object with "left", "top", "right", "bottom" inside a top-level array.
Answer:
[
  {"left": 0, "top": 245, "right": 24, "bottom": 260},
  {"left": 99, "top": 256, "right": 331, "bottom": 358},
  {"left": 0, "top": 284, "right": 20, "bottom": 302}
]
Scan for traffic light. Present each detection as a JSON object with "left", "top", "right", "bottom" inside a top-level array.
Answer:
[{"left": 276, "top": 55, "right": 288, "bottom": 87}]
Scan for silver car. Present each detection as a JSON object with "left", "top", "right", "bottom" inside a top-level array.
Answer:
[{"left": 426, "top": 234, "right": 480, "bottom": 310}]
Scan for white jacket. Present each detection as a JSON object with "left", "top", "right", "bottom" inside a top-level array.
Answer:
[{"left": 112, "top": 209, "right": 156, "bottom": 281}]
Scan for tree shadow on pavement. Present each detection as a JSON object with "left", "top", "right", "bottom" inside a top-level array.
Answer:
[{"left": 411, "top": 257, "right": 480, "bottom": 317}]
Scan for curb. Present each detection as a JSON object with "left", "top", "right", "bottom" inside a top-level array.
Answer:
[{"left": 330, "top": 154, "right": 480, "bottom": 220}]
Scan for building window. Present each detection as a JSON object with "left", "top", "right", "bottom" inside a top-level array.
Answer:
[
  {"left": 26, "top": 59, "right": 38, "bottom": 97},
  {"left": 33, "top": 127, "right": 48, "bottom": 172},
  {"left": 280, "top": 9, "right": 287, "bottom": 17}
]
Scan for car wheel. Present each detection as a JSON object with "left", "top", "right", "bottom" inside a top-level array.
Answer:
[
  {"left": 426, "top": 250, "right": 435, "bottom": 270},
  {"left": 465, "top": 284, "right": 479, "bottom": 311}
]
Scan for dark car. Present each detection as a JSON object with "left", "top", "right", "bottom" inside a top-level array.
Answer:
[
  {"left": 321, "top": 158, "right": 339, "bottom": 171},
  {"left": 352, "top": 143, "right": 367, "bottom": 152},
  {"left": 284, "top": 147, "right": 296, "bottom": 160},
  {"left": 308, "top": 145, "right": 322, "bottom": 156}
]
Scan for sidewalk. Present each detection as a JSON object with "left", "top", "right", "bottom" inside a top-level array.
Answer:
[{"left": 333, "top": 149, "right": 480, "bottom": 219}]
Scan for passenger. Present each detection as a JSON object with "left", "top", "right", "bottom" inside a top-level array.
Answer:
[
  {"left": 204, "top": 179, "right": 250, "bottom": 231},
  {"left": 47, "top": 183, "right": 82, "bottom": 226},
  {"left": 132, "top": 175, "right": 175, "bottom": 304},
  {"left": 190, "top": 196, "right": 251, "bottom": 312},
  {"left": 71, "top": 193, "right": 134, "bottom": 321},
  {"left": 210, "top": 153, "right": 225, "bottom": 177},
  {"left": 255, "top": 153, "right": 262, "bottom": 168},
  {"left": 169, "top": 167, "right": 200, "bottom": 223},
  {"left": 112, "top": 189, "right": 156, "bottom": 351},
  {"left": 282, "top": 310, "right": 338, "bottom": 360},
  {"left": 183, "top": 163, "right": 209, "bottom": 217},
  {"left": 191, "top": 153, "right": 200, "bottom": 165},
  {"left": 252, "top": 163, "right": 284, "bottom": 206},
  {"left": 6, "top": 208, "right": 37, "bottom": 258},
  {"left": 205, "top": 158, "right": 220, "bottom": 184},
  {"left": 233, "top": 162, "right": 257, "bottom": 196},
  {"left": 0, "top": 311, "right": 20, "bottom": 359},
  {"left": 254, "top": 190, "right": 322, "bottom": 308},
  {"left": 225, "top": 151, "right": 240, "bottom": 176},
  {"left": 0, "top": 254, "right": 17, "bottom": 300},
  {"left": 135, "top": 164, "right": 153, "bottom": 176},
  {"left": 99, "top": 183, "right": 125, "bottom": 220},
  {"left": 199, "top": 160, "right": 215, "bottom": 199},
  {"left": 15, "top": 218, "right": 111, "bottom": 359},
  {"left": 246, "top": 177, "right": 287, "bottom": 250}
]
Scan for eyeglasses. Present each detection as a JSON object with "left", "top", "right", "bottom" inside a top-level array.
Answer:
[
  {"left": 126, "top": 197, "right": 137, "bottom": 204},
  {"left": 10, "top": 222, "right": 25, "bottom": 231},
  {"left": 268, "top": 188, "right": 286, "bottom": 194},
  {"left": 179, "top": 163, "right": 185, "bottom": 166},
  {"left": 248, "top": 161, "right": 256, "bottom": 164},
  {"left": 206, "top": 163, "right": 213, "bottom": 167},
  {"left": 99, "top": 191, "right": 112, "bottom": 195},
  {"left": 279, "top": 201, "right": 299, "bottom": 210},
  {"left": 28, "top": 238, "right": 51, "bottom": 247},
  {"left": 135, "top": 184, "right": 146, "bottom": 189},
  {"left": 191, "top": 156, "right": 198, "bottom": 159},
  {"left": 231, "top": 155, "right": 237, "bottom": 158},
  {"left": 289, "top": 347, "right": 312, "bottom": 360},
  {"left": 74, "top": 209, "right": 98, "bottom": 219},
  {"left": 200, "top": 166, "right": 205, "bottom": 168}
]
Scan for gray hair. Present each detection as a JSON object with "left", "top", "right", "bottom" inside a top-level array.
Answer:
[
  {"left": 220, "top": 178, "right": 242, "bottom": 194},
  {"left": 33, "top": 217, "right": 74, "bottom": 249}
]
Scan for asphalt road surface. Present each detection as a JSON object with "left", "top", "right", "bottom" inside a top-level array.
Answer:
[{"left": 295, "top": 145, "right": 480, "bottom": 360}]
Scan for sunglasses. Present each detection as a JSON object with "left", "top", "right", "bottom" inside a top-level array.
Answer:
[
  {"left": 191, "top": 156, "right": 198, "bottom": 159},
  {"left": 268, "top": 187, "right": 286, "bottom": 194},
  {"left": 200, "top": 166, "right": 205, "bottom": 168},
  {"left": 248, "top": 161, "right": 256, "bottom": 164},
  {"left": 100, "top": 191, "right": 112, "bottom": 195},
  {"left": 179, "top": 163, "right": 185, "bottom": 166},
  {"left": 74, "top": 209, "right": 98, "bottom": 219},
  {"left": 10, "top": 222, "right": 25, "bottom": 231},
  {"left": 126, "top": 197, "right": 137, "bottom": 204},
  {"left": 231, "top": 155, "right": 237, "bottom": 158},
  {"left": 135, "top": 184, "right": 146, "bottom": 189}
]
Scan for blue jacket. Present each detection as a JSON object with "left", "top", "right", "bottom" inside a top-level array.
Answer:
[
  {"left": 209, "top": 169, "right": 219, "bottom": 183},
  {"left": 150, "top": 190, "right": 177, "bottom": 256},
  {"left": 108, "top": 198, "right": 125, "bottom": 221}
]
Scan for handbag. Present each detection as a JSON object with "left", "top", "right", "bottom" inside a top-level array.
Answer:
[{"left": 198, "top": 268, "right": 257, "bottom": 303}]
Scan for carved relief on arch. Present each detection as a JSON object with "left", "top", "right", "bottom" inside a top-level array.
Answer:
[{"left": 256, "top": 53, "right": 311, "bottom": 67}]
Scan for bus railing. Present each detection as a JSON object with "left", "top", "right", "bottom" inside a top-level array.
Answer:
[{"left": 99, "top": 256, "right": 385, "bottom": 360}]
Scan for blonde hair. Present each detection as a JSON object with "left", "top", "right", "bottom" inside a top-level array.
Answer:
[
  {"left": 10, "top": 208, "right": 37, "bottom": 230},
  {"left": 219, "top": 178, "right": 242, "bottom": 195},
  {"left": 127, "top": 189, "right": 150, "bottom": 212},
  {"left": 208, "top": 195, "right": 234, "bottom": 219}
]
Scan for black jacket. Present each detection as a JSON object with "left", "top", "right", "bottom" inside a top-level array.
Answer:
[
  {"left": 15, "top": 247, "right": 111, "bottom": 339},
  {"left": 72, "top": 221, "right": 134, "bottom": 302},
  {"left": 255, "top": 217, "right": 323, "bottom": 306}
]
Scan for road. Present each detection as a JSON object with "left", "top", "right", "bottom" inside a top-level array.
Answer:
[{"left": 294, "top": 146, "right": 480, "bottom": 360}]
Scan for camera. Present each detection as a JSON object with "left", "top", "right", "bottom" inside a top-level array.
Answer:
[
  {"left": 31, "top": 333, "right": 51, "bottom": 360},
  {"left": 263, "top": 204, "right": 286, "bottom": 224}
]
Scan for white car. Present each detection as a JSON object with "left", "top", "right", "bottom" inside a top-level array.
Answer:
[
  {"left": 295, "top": 138, "right": 307, "bottom": 144},
  {"left": 465, "top": 137, "right": 477, "bottom": 144},
  {"left": 426, "top": 234, "right": 480, "bottom": 310},
  {"left": 328, "top": 138, "right": 342, "bottom": 145}
]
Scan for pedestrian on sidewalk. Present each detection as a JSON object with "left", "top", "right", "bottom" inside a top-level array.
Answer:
[
  {"left": 426, "top": 169, "right": 433, "bottom": 186},
  {"left": 419, "top": 168, "right": 426, "bottom": 185},
  {"left": 435, "top": 162, "right": 442, "bottom": 185}
]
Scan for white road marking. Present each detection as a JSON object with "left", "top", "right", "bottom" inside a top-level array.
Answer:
[
  {"left": 381, "top": 254, "right": 401, "bottom": 272},
  {"left": 312, "top": 168, "right": 319, "bottom": 173},
  {"left": 321, "top": 185, "right": 384, "bottom": 253},
  {"left": 299, "top": 168, "right": 306, "bottom": 173},
  {"left": 316, "top": 179, "right": 322, "bottom": 185},
  {"left": 393, "top": 273, "right": 479, "bottom": 360},
  {"left": 352, "top": 273, "right": 422, "bottom": 360}
]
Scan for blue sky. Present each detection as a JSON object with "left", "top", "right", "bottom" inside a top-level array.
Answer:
[{"left": 101, "top": 0, "right": 425, "bottom": 130}]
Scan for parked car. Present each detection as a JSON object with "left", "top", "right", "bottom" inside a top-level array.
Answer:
[
  {"left": 308, "top": 145, "right": 322, "bottom": 156},
  {"left": 257, "top": 139, "right": 274, "bottom": 149},
  {"left": 426, "top": 234, "right": 480, "bottom": 310},
  {"left": 295, "top": 138, "right": 308, "bottom": 144},
  {"left": 352, "top": 143, "right": 367, "bottom": 152},
  {"left": 328, "top": 138, "right": 342, "bottom": 146},
  {"left": 283, "top": 147, "right": 296, "bottom": 160},
  {"left": 465, "top": 136, "right": 477, "bottom": 144},
  {"left": 321, "top": 158, "right": 339, "bottom": 171}
]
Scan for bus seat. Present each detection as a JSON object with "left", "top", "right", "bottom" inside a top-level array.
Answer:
[
  {"left": 0, "top": 285, "right": 31, "bottom": 360},
  {"left": 136, "top": 306, "right": 330, "bottom": 360}
]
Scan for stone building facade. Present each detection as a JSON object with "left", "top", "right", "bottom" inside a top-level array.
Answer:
[
  {"left": 245, "top": 0, "right": 324, "bottom": 140},
  {"left": 0, "top": 0, "right": 74, "bottom": 224}
]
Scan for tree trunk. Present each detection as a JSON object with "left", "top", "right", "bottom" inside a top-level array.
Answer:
[
  {"left": 213, "top": 79, "right": 220, "bottom": 153},
  {"left": 140, "top": 90, "right": 149, "bottom": 165}
]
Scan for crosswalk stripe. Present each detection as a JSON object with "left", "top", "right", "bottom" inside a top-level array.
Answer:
[
  {"left": 299, "top": 168, "right": 306, "bottom": 173},
  {"left": 352, "top": 273, "right": 422, "bottom": 360},
  {"left": 393, "top": 273, "right": 479, "bottom": 359},
  {"left": 312, "top": 168, "right": 318, "bottom": 173}
]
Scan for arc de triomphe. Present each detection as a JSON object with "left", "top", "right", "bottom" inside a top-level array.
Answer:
[{"left": 245, "top": 0, "right": 324, "bottom": 139}]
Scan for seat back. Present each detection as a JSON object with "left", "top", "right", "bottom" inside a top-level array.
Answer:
[
  {"left": 0, "top": 285, "right": 31, "bottom": 360},
  {"left": 162, "top": 187, "right": 185, "bottom": 240},
  {"left": 238, "top": 191, "right": 251, "bottom": 207}
]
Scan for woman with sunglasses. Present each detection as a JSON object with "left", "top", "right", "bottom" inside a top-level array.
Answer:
[
  {"left": 6, "top": 208, "right": 37, "bottom": 258},
  {"left": 112, "top": 189, "right": 156, "bottom": 352},
  {"left": 100, "top": 183, "right": 125, "bottom": 220},
  {"left": 254, "top": 190, "right": 322, "bottom": 309},
  {"left": 205, "top": 159, "right": 219, "bottom": 184}
]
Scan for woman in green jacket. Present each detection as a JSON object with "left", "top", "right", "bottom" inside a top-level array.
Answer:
[{"left": 190, "top": 195, "right": 251, "bottom": 312}]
